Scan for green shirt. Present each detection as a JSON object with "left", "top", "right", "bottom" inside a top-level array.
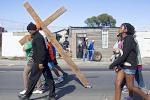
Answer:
[{"left": 23, "top": 41, "right": 32, "bottom": 62}]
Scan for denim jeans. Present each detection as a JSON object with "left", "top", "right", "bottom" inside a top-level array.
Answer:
[
  {"left": 121, "top": 68, "right": 145, "bottom": 91},
  {"left": 83, "top": 49, "right": 88, "bottom": 61},
  {"left": 89, "top": 50, "right": 94, "bottom": 61}
]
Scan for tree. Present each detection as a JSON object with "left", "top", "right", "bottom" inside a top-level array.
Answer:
[
  {"left": 85, "top": 13, "right": 116, "bottom": 27},
  {"left": 85, "top": 16, "right": 100, "bottom": 27}
]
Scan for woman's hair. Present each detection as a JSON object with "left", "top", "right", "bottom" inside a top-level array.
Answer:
[{"left": 121, "top": 23, "right": 135, "bottom": 35}]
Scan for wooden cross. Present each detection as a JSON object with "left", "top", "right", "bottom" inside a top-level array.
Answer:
[{"left": 23, "top": 2, "right": 90, "bottom": 88}]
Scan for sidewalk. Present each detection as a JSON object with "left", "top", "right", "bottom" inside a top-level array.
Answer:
[
  {"left": 0, "top": 58, "right": 109, "bottom": 68},
  {"left": 0, "top": 57, "right": 150, "bottom": 69}
]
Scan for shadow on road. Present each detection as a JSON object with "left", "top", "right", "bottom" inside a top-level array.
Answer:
[
  {"left": 56, "top": 85, "right": 76, "bottom": 99},
  {"left": 31, "top": 74, "right": 78, "bottom": 100},
  {"left": 31, "top": 85, "right": 76, "bottom": 100},
  {"left": 55, "top": 74, "right": 79, "bottom": 99},
  {"left": 56, "top": 74, "right": 83, "bottom": 88}
]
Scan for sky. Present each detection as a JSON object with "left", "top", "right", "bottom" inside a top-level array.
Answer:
[{"left": 0, "top": 0, "right": 150, "bottom": 32}]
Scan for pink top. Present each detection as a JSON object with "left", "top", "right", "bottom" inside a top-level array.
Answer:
[{"left": 118, "top": 40, "right": 123, "bottom": 49}]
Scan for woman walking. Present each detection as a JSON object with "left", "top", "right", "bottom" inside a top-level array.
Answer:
[{"left": 109, "top": 23, "right": 150, "bottom": 100}]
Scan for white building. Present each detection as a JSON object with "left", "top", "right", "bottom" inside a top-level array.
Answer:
[
  {"left": 2, "top": 32, "right": 28, "bottom": 57},
  {"left": 1, "top": 31, "right": 50, "bottom": 57},
  {"left": 136, "top": 31, "right": 150, "bottom": 58},
  {"left": 54, "top": 29, "right": 68, "bottom": 44}
]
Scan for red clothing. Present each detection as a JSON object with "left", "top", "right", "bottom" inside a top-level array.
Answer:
[{"left": 47, "top": 42, "right": 55, "bottom": 61}]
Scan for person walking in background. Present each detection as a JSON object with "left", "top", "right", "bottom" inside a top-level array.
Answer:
[
  {"left": 88, "top": 40, "right": 95, "bottom": 61},
  {"left": 19, "top": 35, "right": 43, "bottom": 95},
  {"left": 46, "top": 38, "right": 68, "bottom": 83},
  {"left": 18, "top": 22, "right": 56, "bottom": 100},
  {"left": 82, "top": 37, "right": 88, "bottom": 61},
  {"left": 77, "top": 42, "right": 83, "bottom": 58}
]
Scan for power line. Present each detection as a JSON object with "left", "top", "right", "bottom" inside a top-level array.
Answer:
[
  {"left": 0, "top": 18, "right": 27, "bottom": 24},
  {"left": 0, "top": 18, "right": 68, "bottom": 32}
]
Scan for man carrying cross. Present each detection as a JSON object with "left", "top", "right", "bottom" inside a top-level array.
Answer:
[{"left": 18, "top": 22, "right": 56, "bottom": 100}]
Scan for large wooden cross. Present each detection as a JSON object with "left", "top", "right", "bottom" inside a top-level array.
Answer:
[{"left": 23, "top": 2, "right": 90, "bottom": 88}]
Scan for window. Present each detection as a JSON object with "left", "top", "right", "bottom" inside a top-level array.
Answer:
[{"left": 102, "top": 30, "right": 108, "bottom": 48}]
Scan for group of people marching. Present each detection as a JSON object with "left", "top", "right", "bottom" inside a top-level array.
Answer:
[
  {"left": 110, "top": 23, "right": 150, "bottom": 100},
  {"left": 18, "top": 22, "right": 68, "bottom": 100},
  {"left": 18, "top": 22, "right": 150, "bottom": 100}
]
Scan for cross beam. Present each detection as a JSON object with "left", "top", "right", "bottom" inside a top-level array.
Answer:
[
  {"left": 23, "top": 2, "right": 90, "bottom": 87},
  {"left": 19, "top": 5, "right": 66, "bottom": 45}
]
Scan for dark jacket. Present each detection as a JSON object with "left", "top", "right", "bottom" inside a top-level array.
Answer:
[
  {"left": 109, "top": 35, "right": 137, "bottom": 70},
  {"left": 82, "top": 41, "right": 88, "bottom": 50},
  {"left": 32, "top": 31, "right": 48, "bottom": 64}
]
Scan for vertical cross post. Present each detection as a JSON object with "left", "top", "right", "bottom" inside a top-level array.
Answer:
[{"left": 23, "top": 2, "right": 90, "bottom": 87}]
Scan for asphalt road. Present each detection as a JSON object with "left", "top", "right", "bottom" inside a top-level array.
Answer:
[{"left": 0, "top": 65, "right": 150, "bottom": 100}]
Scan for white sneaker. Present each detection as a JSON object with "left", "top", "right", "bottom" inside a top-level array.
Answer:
[
  {"left": 55, "top": 76, "right": 64, "bottom": 84},
  {"left": 122, "top": 86, "right": 128, "bottom": 94},
  {"left": 19, "top": 90, "right": 26, "bottom": 95},
  {"left": 32, "top": 90, "right": 43, "bottom": 94}
]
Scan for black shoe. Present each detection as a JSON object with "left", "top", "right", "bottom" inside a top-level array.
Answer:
[
  {"left": 63, "top": 72, "right": 68, "bottom": 78},
  {"left": 18, "top": 94, "right": 30, "bottom": 100}
]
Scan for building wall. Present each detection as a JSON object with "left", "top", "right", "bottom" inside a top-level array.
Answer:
[
  {"left": 56, "top": 30, "right": 67, "bottom": 43},
  {"left": 71, "top": 28, "right": 103, "bottom": 58},
  {"left": 2, "top": 32, "right": 27, "bottom": 57},
  {"left": 136, "top": 31, "right": 150, "bottom": 58},
  {"left": 69, "top": 27, "right": 118, "bottom": 61},
  {"left": 2, "top": 29, "right": 150, "bottom": 59},
  {"left": 1, "top": 31, "right": 49, "bottom": 57}
]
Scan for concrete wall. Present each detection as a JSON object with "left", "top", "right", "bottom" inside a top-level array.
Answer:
[
  {"left": 2, "top": 32, "right": 26, "bottom": 57},
  {"left": 136, "top": 31, "right": 150, "bottom": 58},
  {"left": 1, "top": 31, "right": 50, "bottom": 57}
]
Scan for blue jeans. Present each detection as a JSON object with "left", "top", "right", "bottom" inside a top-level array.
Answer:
[
  {"left": 89, "top": 50, "right": 94, "bottom": 61},
  {"left": 83, "top": 49, "right": 88, "bottom": 61},
  {"left": 123, "top": 69, "right": 136, "bottom": 74},
  {"left": 121, "top": 68, "right": 145, "bottom": 90}
]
